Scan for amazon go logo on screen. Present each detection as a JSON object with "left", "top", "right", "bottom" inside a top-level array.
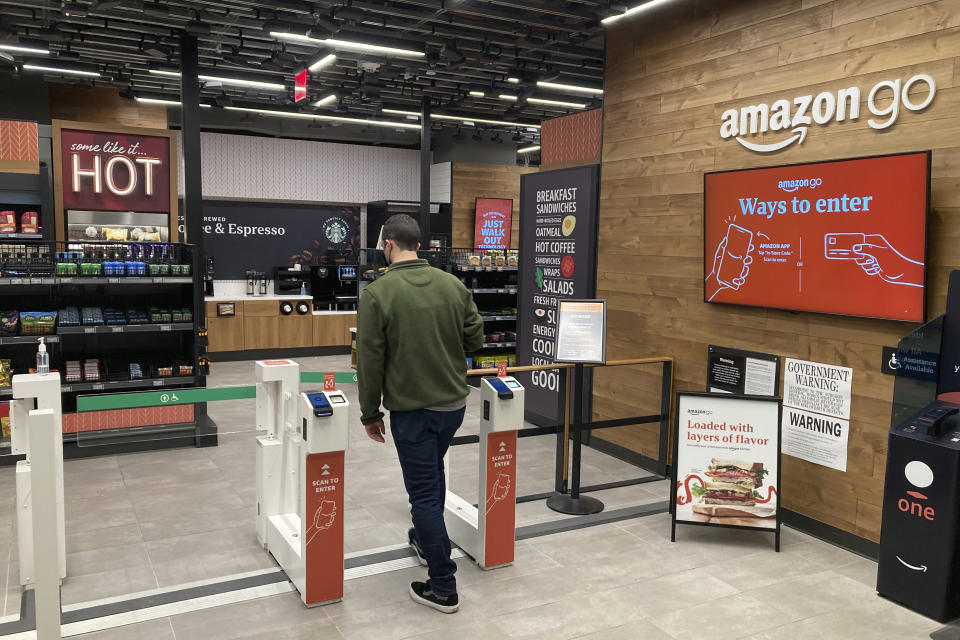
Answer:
[{"left": 899, "top": 460, "right": 936, "bottom": 521}]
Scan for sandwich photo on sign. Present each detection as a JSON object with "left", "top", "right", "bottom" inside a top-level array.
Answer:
[{"left": 673, "top": 393, "right": 781, "bottom": 533}]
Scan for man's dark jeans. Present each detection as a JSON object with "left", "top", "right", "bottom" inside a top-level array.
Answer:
[{"left": 390, "top": 407, "right": 465, "bottom": 597}]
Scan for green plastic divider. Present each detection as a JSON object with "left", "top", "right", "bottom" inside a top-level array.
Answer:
[
  {"left": 300, "top": 371, "right": 358, "bottom": 384},
  {"left": 76, "top": 372, "right": 357, "bottom": 412},
  {"left": 77, "top": 385, "right": 256, "bottom": 412}
]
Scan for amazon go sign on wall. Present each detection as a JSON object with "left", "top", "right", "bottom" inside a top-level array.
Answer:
[
  {"left": 60, "top": 129, "right": 171, "bottom": 212},
  {"left": 721, "top": 74, "right": 936, "bottom": 154}
]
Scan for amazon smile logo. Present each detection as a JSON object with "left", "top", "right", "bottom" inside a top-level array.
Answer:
[{"left": 720, "top": 74, "right": 936, "bottom": 154}]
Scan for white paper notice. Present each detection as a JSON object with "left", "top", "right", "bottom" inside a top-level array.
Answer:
[
  {"left": 782, "top": 358, "right": 852, "bottom": 471},
  {"left": 744, "top": 357, "right": 777, "bottom": 397}
]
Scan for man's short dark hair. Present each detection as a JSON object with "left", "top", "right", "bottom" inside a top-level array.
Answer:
[{"left": 382, "top": 214, "right": 421, "bottom": 251}]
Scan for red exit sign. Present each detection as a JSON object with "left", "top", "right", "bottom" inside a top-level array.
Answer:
[{"left": 295, "top": 69, "right": 308, "bottom": 103}]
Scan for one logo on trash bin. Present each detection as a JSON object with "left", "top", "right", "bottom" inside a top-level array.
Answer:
[{"left": 899, "top": 460, "right": 935, "bottom": 521}]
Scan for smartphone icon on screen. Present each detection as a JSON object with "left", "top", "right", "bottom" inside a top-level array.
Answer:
[
  {"left": 717, "top": 224, "right": 753, "bottom": 289},
  {"left": 825, "top": 233, "right": 866, "bottom": 259}
]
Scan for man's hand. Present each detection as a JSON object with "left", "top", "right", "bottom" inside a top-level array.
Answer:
[{"left": 365, "top": 419, "right": 386, "bottom": 443}]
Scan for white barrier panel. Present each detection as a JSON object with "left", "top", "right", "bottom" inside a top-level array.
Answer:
[{"left": 29, "top": 408, "right": 62, "bottom": 640}]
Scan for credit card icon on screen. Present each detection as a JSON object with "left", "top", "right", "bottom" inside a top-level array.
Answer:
[{"left": 825, "top": 233, "right": 866, "bottom": 259}]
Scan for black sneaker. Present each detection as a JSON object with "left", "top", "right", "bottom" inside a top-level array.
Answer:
[
  {"left": 408, "top": 528, "right": 428, "bottom": 567},
  {"left": 408, "top": 581, "right": 459, "bottom": 613}
]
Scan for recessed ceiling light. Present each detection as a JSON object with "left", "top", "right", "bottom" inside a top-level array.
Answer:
[
  {"left": 308, "top": 53, "right": 336, "bottom": 73},
  {"left": 148, "top": 69, "right": 285, "bottom": 91},
  {"left": 517, "top": 145, "right": 540, "bottom": 154},
  {"left": 507, "top": 77, "right": 520, "bottom": 84},
  {"left": 498, "top": 95, "right": 518, "bottom": 101},
  {"left": 22, "top": 64, "right": 99, "bottom": 77},
  {"left": 536, "top": 81, "right": 603, "bottom": 95},
  {"left": 602, "top": 0, "right": 676, "bottom": 25},
  {"left": 468, "top": 91, "right": 485, "bottom": 97},
  {"left": 527, "top": 97, "right": 587, "bottom": 109},
  {"left": 225, "top": 106, "right": 421, "bottom": 129},
  {"left": 0, "top": 44, "right": 49, "bottom": 55},
  {"left": 270, "top": 32, "right": 425, "bottom": 57},
  {"left": 313, "top": 93, "right": 337, "bottom": 107},
  {"left": 134, "top": 97, "right": 214, "bottom": 108}
]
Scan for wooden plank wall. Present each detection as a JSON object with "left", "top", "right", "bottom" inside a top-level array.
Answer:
[
  {"left": 450, "top": 162, "right": 537, "bottom": 248},
  {"left": 597, "top": 0, "right": 960, "bottom": 542},
  {"left": 49, "top": 85, "right": 167, "bottom": 129}
]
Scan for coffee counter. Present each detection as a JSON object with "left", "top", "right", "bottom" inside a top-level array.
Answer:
[{"left": 204, "top": 296, "right": 355, "bottom": 353}]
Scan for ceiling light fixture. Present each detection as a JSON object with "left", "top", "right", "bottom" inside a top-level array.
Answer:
[
  {"left": 149, "top": 69, "right": 285, "bottom": 91},
  {"left": 382, "top": 108, "right": 420, "bottom": 117},
  {"left": 225, "top": 106, "right": 421, "bottom": 129},
  {"left": 22, "top": 64, "right": 99, "bottom": 77},
  {"left": 0, "top": 44, "right": 49, "bottom": 55},
  {"left": 270, "top": 32, "right": 424, "bottom": 57},
  {"left": 381, "top": 108, "right": 540, "bottom": 129},
  {"left": 602, "top": 0, "right": 676, "bottom": 25},
  {"left": 527, "top": 97, "right": 587, "bottom": 109},
  {"left": 507, "top": 77, "right": 519, "bottom": 84},
  {"left": 308, "top": 53, "right": 336, "bottom": 72},
  {"left": 536, "top": 81, "right": 603, "bottom": 95},
  {"left": 468, "top": 91, "right": 485, "bottom": 97},
  {"left": 134, "top": 97, "right": 214, "bottom": 108},
  {"left": 498, "top": 95, "right": 518, "bottom": 101},
  {"left": 313, "top": 93, "right": 337, "bottom": 107},
  {"left": 517, "top": 145, "right": 541, "bottom": 154}
]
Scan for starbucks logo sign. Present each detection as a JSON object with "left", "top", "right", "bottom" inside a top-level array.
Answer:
[{"left": 324, "top": 218, "right": 349, "bottom": 244}]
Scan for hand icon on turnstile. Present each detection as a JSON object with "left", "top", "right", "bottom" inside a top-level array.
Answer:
[
  {"left": 305, "top": 499, "right": 337, "bottom": 546},
  {"left": 485, "top": 473, "right": 511, "bottom": 514}
]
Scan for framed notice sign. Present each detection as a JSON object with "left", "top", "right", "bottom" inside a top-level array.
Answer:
[
  {"left": 706, "top": 345, "right": 780, "bottom": 396},
  {"left": 671, "top": 391, "right": 782, "bottom": 550},
  {"left": 554, "top": 299, "right": 606, "bottom": 364},
  {"left": 474, "top": 198, "right": 513, "bottom": 250}
]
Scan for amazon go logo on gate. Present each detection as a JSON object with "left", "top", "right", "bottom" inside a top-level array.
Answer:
[
  {"left": 720, "top": 74, "right": 936, "bottom": 154},
  {"left": 899, "top": 460, "right": 936, "bottom": 521}
]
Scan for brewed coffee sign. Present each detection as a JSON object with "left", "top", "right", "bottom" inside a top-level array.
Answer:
[
  {"left": 517, "top": 165, "right": 599, "bottom": 422},
  {"left": 722, "top": 73, "right": 936, "bottom": 153},
  {"left": 61, "top": 129, "right": 171, "bottom": 212},
  {"left": 183, "top": 201, "right": 360, "bottom": 279},
  {"left": 474, "top": 198, "right": 513, "bottom": 250}
]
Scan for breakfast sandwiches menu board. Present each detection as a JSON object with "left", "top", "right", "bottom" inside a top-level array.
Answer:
[{"left": 672, "top": 392, "right": 782, "bottom": 545}]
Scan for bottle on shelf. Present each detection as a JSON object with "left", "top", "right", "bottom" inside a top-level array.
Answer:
[{"left": 35, "top": 337, "right": 49, "bottom": 374}]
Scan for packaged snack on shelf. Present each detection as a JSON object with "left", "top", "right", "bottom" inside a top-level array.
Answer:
[
  {"left": 58, "top": 307, "right": 80, "bottom": 327},
  {"left": 0, "top": 211, "right": 15, "bottom": 233},
  {"left": 104, "top": 228, "right": 128, "bottom": 242},
  {"left": 20, "top": 211, "right": 38, "bottom": 234},
  {"left": 64, "top": 360, "right": 82, "bottom": 383},
  {"left": 82, "top": 359, "right": 101, "bottom": 382},
  {"left": 19, "top": 311, "right": 57, "bottom": 335},
  {"left": 465, "top": 357, "right": 474, "bottom": 370},
  {"left": 494, "top": 252, "right": 506, "bottom": 267},
  {"left": 0, "top": 360, "right": 12, "bottom": 387},
  {"left": 468, "top": 254, "right": 481, "bottom": 267},
  {"left": 0, "top": 310, "right": 18, "bottom": 336},
  {"left": 1, "top": 415, "right": 9, "bottom": 438},
  {"left": 156, "top": 364, "right": 173, "bottom": 378},
  {"left": 177, "top": 364, "right": 193, "bottom": 376},
  {"left": 507, "top": 250, "right": 518, "bottom": 267},
  {"left": 128, "top": 363, "right": 143, "bottom": 380},
  {"left": 480, "top": 254, "right": 493, "bottom": 267},
  {"left": 81, "top": 307, "right": 104, "bottom": 326}
]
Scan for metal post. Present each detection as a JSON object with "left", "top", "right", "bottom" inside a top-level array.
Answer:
[
  {"left": 546, "top": 364, "right": 603, "bottom": 515},
  {"left": 419, "top": 96, "right": 431, "bottom": 242},
  {"left": 180, "top": 32, "right": 215, "bottom": 447},
  {"left": 658, "top": 360, "right": 673, "bottom": 477},
  {"left": 555, "top": 367, "right": 571, "bottom": 494},
  {"left": 30, "top": 408, "right": 62, "bottom": 640}
]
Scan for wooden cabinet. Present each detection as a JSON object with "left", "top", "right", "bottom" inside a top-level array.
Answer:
[
  {"left": 313, "top": 314, "right": 356, "bottom": 346},
  {"left": 205, "top": 301, "right": 244, "bottom": 352},
  {"left": 278, "top": 314, "right": 312, "bottom": 349},
  {"left": 205, "top": 299, "right": 354, "bottom": 353}
]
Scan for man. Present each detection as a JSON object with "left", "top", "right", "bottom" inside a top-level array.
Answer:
[{"left": 357, "top": 214, "right": 484, "bottom": 614}]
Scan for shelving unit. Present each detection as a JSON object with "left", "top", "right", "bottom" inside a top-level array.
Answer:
[
  {"left": 0, "top": 240, "right": 209, "bottom": 461},
  {"left": 451, "top": 248, "right": 519, "bottom": 373}
]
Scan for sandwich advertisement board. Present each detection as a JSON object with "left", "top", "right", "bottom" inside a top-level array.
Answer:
[{"left": 672, "top": 392, "right": 782, "bottom": 547}]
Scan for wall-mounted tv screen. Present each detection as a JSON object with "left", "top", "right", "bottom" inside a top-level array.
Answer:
[{"left": 704, "top": 151, "right": 930, "bottom": 323}]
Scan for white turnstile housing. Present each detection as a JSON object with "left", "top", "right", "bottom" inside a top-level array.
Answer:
[
  {"left": 11, "top": 373, "right": 66, "bottom": 586},
  {"left": 255, "top": 360, "right": 349, "bottom": 606},
  {"left": 444, "top": 375, "right": 523, "bottom": 569}
]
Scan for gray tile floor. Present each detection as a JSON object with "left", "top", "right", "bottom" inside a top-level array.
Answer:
[{"left": 0, "top": 356, "right": 947, "bottom": 638}]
